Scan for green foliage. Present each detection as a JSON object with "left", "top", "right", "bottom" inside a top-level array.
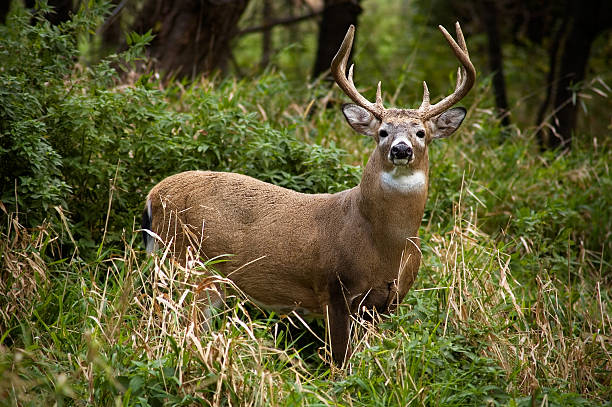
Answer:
[
  {"left": 0, "top": 1, "right": 359, "bottom": 253},
  {"left": 0, "top": 1, "right": 102, "bottom": 222},
  {"left": 426, "top": 110, "right": 611, "bottom": 274},
  {"left": 333, "top": 301, "right": 510, "bottom": 406}
]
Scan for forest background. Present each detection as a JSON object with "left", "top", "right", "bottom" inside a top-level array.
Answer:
[{"left": 0, "top": 0, "right": 611, "bottom": 405}]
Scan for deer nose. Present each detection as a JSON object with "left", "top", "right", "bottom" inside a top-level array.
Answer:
[{"left": 391, "top": 143, "right": 413, "bottom": 160}]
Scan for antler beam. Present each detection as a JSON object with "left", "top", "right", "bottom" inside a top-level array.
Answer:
[
  {"left": 332, "top": 22, "right": 475, "bottom": 121},
  {"left": 331, "top": 25, "right": 386, "bottom": 119},
  {"left": 417, "top": 22, "right": 476, "bottom": 119}
]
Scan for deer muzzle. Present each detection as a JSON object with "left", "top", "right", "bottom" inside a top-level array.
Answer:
[{"left": 390, "top": 142, "right": 413, "bottom": 164}]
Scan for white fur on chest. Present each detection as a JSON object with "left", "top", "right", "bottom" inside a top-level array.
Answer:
[{"left": 380, "top": 169, "right": 427, "bottom": 194}]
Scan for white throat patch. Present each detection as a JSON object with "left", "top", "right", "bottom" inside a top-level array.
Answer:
[{"left": 381, "top": 169, "right": 427, "bottom": 194}]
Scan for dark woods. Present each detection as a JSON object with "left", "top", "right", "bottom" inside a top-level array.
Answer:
[
  {"left": 1, "top": 2, "right": 611, "bottom": 404},
  {"left": 4, "top": 0, "right": 609, "bottom": 150},
  {"left": 445, "top": 0, "right": 611, "bottom": 149}
]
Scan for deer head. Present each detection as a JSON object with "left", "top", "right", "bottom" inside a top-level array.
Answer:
[{"left": 331, "top": 23, "right": 476, "bottom": 189}]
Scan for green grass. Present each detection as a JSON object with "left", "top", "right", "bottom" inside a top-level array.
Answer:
[{"left": 1, "top": 102, "right": 610, "bottom": 405}]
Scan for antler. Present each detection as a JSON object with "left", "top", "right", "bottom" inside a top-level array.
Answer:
[
  {"left": 417, "top": 22, "right": 476, "bottom": 119},
  {"left": 331, "top": 22, "right": 475, "bottom": 121},
  {"left": 331, "top": 25, "right": 386, "bottom": 119}
]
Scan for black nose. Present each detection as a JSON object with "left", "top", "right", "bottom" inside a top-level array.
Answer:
[{"left": 391, "top": 143, "right": 413, "bottom": 160}]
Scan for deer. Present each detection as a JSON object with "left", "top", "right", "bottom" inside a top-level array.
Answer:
[{"left": 141, "top": 22, "right": 475, "bottom": 366}]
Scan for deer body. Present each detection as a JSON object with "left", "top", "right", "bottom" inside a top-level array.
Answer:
[
  {"left": 143, "top": 23, "right": 475, "bottom": 365},
  {"left": 146, "top": 167, "right": 424, "bottom": 313}
]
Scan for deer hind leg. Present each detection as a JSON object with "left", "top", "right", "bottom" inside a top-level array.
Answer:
[{"left": 192, "top": 279, "right": 226, "bottom": 332}]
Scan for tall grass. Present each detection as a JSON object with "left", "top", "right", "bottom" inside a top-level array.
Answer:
[{"left": 1, "top": 92, "right": 610, "bottom": 405}]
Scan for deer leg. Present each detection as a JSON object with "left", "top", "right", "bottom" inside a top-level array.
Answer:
[
  {"left": 194, "top": 281, "right": 225, "bottom": 332},
  {"left": 326, "top": 279, "right": 352, "bottom": 366}
]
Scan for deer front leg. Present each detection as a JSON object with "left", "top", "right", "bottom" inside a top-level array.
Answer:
[{"left": 326, "top": 279, "right": 352, "bottom": 366}]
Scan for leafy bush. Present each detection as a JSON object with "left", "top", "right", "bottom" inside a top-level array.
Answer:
[
  {"left": 0, "top": 2, "right": 92, "bottom": 222},
  {"left": 0, "top": 1, "right": 360, "bottom": 255},
  {"left": 426, "top": 109, "right": 611, "bottom": 277}
]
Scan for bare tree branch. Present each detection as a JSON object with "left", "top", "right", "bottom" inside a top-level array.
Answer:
[{"left": 238, "top": 10, "right": 322, "bottom": 36}]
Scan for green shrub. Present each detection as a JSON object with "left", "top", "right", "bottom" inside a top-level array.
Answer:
[
  {"left": 426, "top": 110, "right": 611, "bottom": 277},
  {"left": 0, "top": 1, "right": 360, "bottom": 256}
]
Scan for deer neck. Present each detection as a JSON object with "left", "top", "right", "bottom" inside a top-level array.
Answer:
[{"left": 355, "top": 154, "right": 429, "bottom": 248}]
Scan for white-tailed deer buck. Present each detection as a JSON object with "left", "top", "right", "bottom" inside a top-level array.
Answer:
[{"left": 142, "top": 22, "right": 475, "bottom": 366}]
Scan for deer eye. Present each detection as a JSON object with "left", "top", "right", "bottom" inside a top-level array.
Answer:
[
  {"left": 379, "top": 129, "right": 388, "bottom": 138},
  {"left": 416, "top": 130, "right": 425, "bottom": 138}
]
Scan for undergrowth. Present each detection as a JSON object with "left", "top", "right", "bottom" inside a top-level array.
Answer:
[
  {"left": 0, "top": 1, "right": 359, "bottom": 255},
  {"left": 1, "top": 1, "right": 610, "bottom": 406}
]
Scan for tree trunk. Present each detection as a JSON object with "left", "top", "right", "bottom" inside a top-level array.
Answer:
[
  {"left": 133, "top": 0, "right": 249, "bottom": 79},
  {"left": 5, "top": 0, "right": 73, "bottom": 25},
  {"left": 100, "top": 0, "right": 125, "bottom": 54},
  {"left": 46, "top": 0, "right": 72, "bottom": 25},
  {"left": 542, "top": 0, "right": 609, "bottom": 149},
  {"left": 481, "top": 0, "right": 510, "bottom": 127},
  {"left": 260, "top": 0, "right": 273, "bottom": 68},
  {"left": 536, "top": 16, "right": 567, "bottom": 148},
  {"left": 0, "top": 1, "right": 10, "bottom": 24},
  {"left": 547, "top": 22, "right": 592, "bottom": 148},
  {"left": 312, "top": 0, "right": 362, "bottom": 79}
]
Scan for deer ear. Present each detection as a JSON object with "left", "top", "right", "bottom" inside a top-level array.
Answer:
[
  {"left": 431, "top": 107, "right": 466, "bottom": 139},
  {"left": 342, "top": 104, "right": 380, "bottom": 137}
]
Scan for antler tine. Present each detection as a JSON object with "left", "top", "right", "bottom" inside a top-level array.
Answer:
[
  {"left": 376, "top": 81, "right": 383, "bottom": 106},
  {"left": 419, "top": 81, "right": 430, "bottom": 110},
  {"left": 348, "top": 64, "right": 355, "bottom": 85},
  {"left": 418, "top": 22, "right": 476, "bottom": 119},
  {"left": 331, "top": 25, "right": 385, "bottom": 118},
  {"left": 455, "top": 21, "right": 469, "bottom": 57}
]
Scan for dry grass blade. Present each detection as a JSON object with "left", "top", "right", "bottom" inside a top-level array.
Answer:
[
  {"left": 0, "top": 210, "right": 53, "bottom": 332},
  {"left": 428, "top": 171, "right": 612, "bottom": 399}
]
